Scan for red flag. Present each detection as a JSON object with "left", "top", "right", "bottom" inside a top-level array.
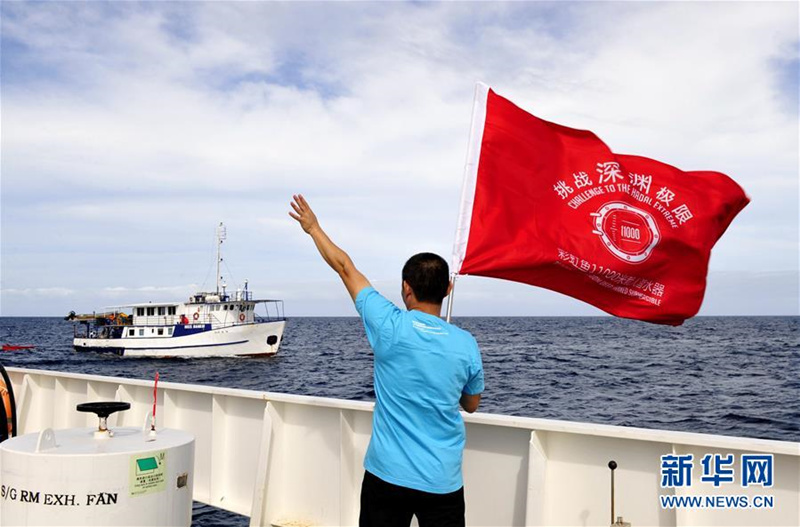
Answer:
[{"left": 452, "top": 84, "right": 749, "bottom": 325}]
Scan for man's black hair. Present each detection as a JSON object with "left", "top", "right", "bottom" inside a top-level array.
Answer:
[{"left": 402, "top": 253, "right": 449, "bottom": 304}]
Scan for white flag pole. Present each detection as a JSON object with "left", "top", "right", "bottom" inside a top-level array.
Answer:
[
  {"left": 445, "top": 274, "right": 457, "bottom": 323},
  {"left": 447, "top": 82, "right": 490, "bottom": 323}
]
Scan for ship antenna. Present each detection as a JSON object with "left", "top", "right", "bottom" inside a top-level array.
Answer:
[{"left": 216, "top": 222, "right": 227, "bottom": 295}]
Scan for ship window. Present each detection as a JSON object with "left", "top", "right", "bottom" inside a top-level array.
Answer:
[
  {"left": 157, "top": 328, "right": 164, "bottom": 336},
  {"left": 138, "top": 329, "right": 144, "bottom": 336},
  {"left": 168, "top": 306, "right": 176, "bottom": 315},
  {"left": 136, "top": 308, "right": 144, "bottom": 316},
  {"left": 168, "top": 327, "right": 173, "bottom": 335},
  {"left": 146, "top": 307, "right": 155, "bottom": 316},
  {"left": 158, "top": 307, "right": 165, "bottom": 316},
  {"left": 128, "top": 329, "right": 134, "bottom": 336}
]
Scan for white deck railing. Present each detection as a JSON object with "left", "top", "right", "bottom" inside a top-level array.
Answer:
[{"left": 5, "top": 367, "right": 799, "bottom": 527}]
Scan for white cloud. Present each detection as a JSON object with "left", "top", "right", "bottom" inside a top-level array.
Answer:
[
  {"left": 1, "top": 287, "right": 75, "bottom": 297},
  {"left": 1, "top": 1, "right": 797, "bottom": 316},
  {"left": 101, "top": 285, "right": 197, "bottom": 294}
]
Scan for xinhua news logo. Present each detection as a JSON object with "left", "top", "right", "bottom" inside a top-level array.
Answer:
[{"left": 659, "top": 453, "right": 775, "bottom": 510}]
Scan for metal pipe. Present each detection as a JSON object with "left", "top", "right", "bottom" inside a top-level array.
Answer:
[{"left": 609, "top": 460, "right": 617, "bottom": 525}]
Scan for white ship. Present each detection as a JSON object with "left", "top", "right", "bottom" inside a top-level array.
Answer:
[{"left": 68, "top": 223, "right": 286, "bottom": 358}]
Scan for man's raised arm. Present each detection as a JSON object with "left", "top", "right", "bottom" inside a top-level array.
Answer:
[{"left": 289, "top": 194, "right": 371, "bottom": 301}]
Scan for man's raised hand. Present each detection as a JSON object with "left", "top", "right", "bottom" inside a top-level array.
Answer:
[
  {"left": 288, "top": 193, "right": 371, "bottom": 300},
  {"left": 289, "top": 194, "right": 319, "bottom": 234}
]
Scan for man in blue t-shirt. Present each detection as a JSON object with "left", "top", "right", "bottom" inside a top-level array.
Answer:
[{"left": 290, "top": 194, "right": 484, "bottom": 527}]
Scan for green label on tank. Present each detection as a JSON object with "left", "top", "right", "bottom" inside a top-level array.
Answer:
[
  {"left": 130, "top": 450, "right": 166, "bottom": 497},
  {"left": 136, "top": 457, "right": 159, "bottom": 471}
]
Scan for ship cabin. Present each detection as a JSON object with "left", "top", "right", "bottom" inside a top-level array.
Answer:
[
  {"left": 129, "top": 291, "right": 259, "bottom": 333},
  {"left": 129, "top": 299, "right": 250, "bottom": 326}
]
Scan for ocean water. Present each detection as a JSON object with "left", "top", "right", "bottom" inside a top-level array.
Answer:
[
  {"left": 1, "top": 316, "right": 797, "bottom": 441},
  {"left": 1, "top": 316, "right": 798, "bottom": 524}
]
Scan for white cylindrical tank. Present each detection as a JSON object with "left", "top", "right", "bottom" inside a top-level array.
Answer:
[{"left": 0, "top": 405, "right": 194, "bottom": 526}]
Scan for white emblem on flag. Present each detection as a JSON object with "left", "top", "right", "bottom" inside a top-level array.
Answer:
[{"left": 591, "top": 202, "right": 660, "bottom": 264}]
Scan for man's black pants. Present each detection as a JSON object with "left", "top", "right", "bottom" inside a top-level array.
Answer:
[{"left": 359, "top": 471, "right": 465, "bottom": 527}]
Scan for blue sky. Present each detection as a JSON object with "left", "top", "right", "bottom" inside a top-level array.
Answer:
[{"left": 1, "top": 2, "right": 798, "bottom": 317}]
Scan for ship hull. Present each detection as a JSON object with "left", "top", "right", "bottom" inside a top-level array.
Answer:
[{"left": 73, "top": 320, "right": 286, "bottom": 358}]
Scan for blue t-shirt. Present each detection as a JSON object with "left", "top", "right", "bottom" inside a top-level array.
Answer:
[{"left": 355, "top": 286, "right": 484, "bottom": 494}]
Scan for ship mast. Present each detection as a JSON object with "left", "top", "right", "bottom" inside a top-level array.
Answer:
[{"left": 215, "top": 222, "right": 227, "bottom": 296}]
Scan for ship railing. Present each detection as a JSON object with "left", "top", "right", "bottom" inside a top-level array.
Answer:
[
  {"left": 73, "top": 323, "right": 127, "bottom": 339},
  {"left": 71, "top": 311, "right": 133, "bottom": 338},
  {"left": 79, "top": 315, "right": 287, "bottom": 329},
  {"left": 5, "top": 368, "right": 799, "bottom": 527},
  {"left": 255, "top": 299, "right": 285, "bottom": 323}
]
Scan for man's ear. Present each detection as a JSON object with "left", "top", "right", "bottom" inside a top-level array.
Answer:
[{"left": 402, "top": 281, "right": 412, "bottom": 299}]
